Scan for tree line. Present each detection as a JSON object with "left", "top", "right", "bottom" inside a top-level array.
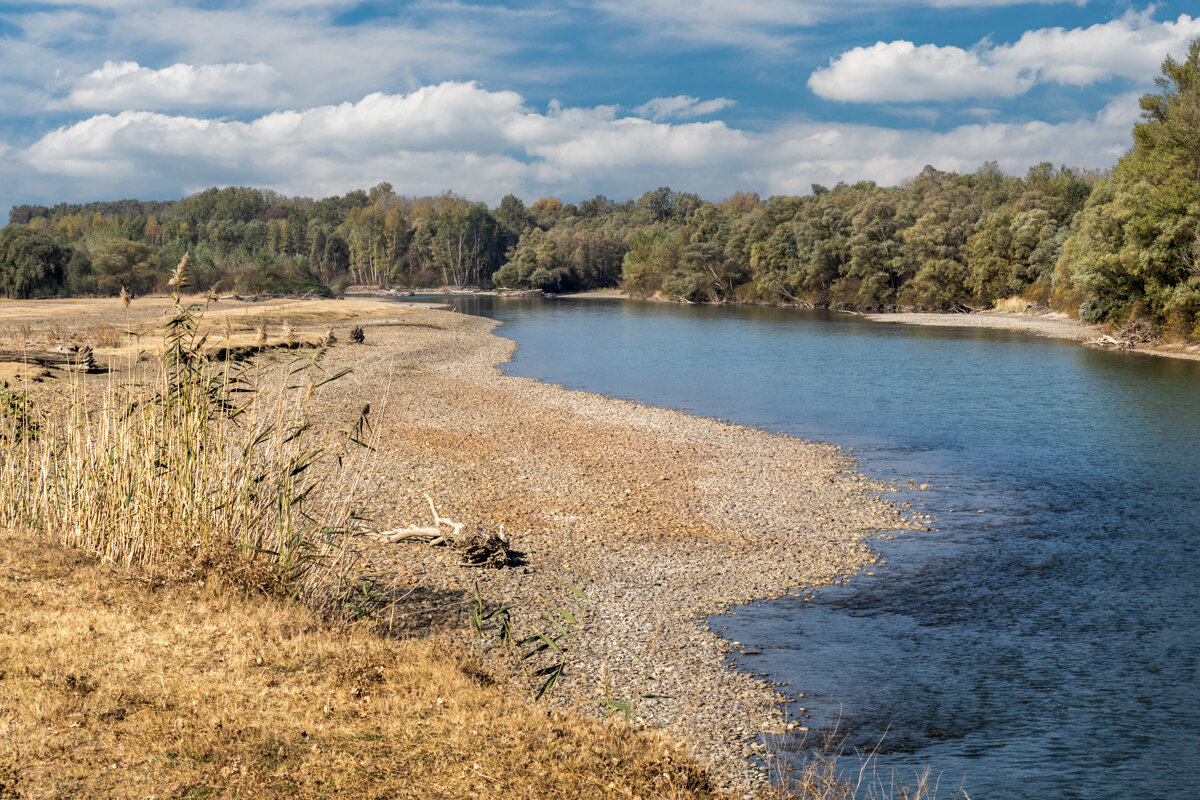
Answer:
[{"left": 3, "top": 39, "right": 1198, "bottom": 340}]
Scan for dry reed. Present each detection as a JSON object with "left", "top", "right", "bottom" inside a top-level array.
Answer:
[
  {"left": 992, "top": 296, "right": 1031, "bottom": 314},
  {"left": 0, "top": 256, "right": 365, "bottom": 604}
]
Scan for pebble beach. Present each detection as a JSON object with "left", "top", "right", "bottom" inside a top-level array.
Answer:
[{"left": 305, "top": 304, "right": 912, "bottom": 793}]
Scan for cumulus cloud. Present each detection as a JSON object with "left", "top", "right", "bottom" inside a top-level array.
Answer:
[
  {"left": 809, "top": 12, "right": 1200, "bottom": 102},
  {"left": 809, "top": 41, "right": 1034, "bottom": 101},
  {"left": 754, "top": 94, "right": 1137, "bottom": 194},
  {"left": 633, "top": 96, "right": 736, "bottom": 121},
  {"left": 0, "top": 1, "right": 522, "bottom": 116},
  {"left": 18, "top": 80, "right": 1137, "bottom": 207},
  {"left": 54, "top": 61, "right": 285, "bottom": 111}
]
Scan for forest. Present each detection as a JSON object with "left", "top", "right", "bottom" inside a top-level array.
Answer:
[{"left": 3, "top": 39, "right": 1198, "bottom": 341}]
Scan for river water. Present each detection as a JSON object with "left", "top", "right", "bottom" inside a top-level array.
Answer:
[{"left": 428, "top": 296, "right": 1200, "bottom": 800}]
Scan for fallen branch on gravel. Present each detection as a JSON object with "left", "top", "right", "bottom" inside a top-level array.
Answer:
[
  {"left": 1086, "top": 318, "right": 1158, "bottom": 350},
  {"left": 0, "top": 345, "right": 99, "bottom": 372},
  {"left": 208, "top": 340, "right": 317, "bottom": 362},
  {"left": 365, "top": 494, "right": 511, "bottom": 568}
]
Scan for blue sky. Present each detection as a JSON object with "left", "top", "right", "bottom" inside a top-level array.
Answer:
[{"left": 1, "top": 0, "right": 1198, "bottom": 214}]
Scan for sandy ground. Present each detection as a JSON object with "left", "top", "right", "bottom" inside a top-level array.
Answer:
[
  {"left": 865, "top": 309, "right": 1092, "bottom": 340},
  {"left": 865, "top": 309, "right": 1200, "bottom": 361},
  {"left": 556, "top": 288, "right": 631, "bottom": 299}
]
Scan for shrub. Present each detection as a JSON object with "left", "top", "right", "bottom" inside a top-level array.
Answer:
[{"left": 1079, "top": 297, "right": 1114, "bottom": 324}]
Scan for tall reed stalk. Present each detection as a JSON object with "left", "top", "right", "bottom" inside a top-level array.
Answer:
[{"left": 0, "top": 257, "right": 363, "bottom": 600}]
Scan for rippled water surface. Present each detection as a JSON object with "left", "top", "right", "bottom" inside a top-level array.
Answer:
[{"left": 429, "top": 296, "right": 1200, "bottom": 800}]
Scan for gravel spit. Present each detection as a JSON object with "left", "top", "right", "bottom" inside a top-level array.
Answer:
[{"left": 304, "top": 306, "right": 914, "bottom": 793}]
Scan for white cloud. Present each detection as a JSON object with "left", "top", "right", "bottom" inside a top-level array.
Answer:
[
  {"left": 1001, "top": 12, "right": 1200, "bottom": 85},
  {"left": 809, "top": 12, "right": 1200, "bottom": 102},
  {"left": 54, "top": 61, "right": 285, "bottom": 111},
  {"left": 923, "top": 0, "right": 1086, "bottom": 5},
  {"left": 809, "top": 40, "right": 1034, "bottom": 101},
  {"left": 754, "top": 94, "right": 1137, "bottom": 194},
  {"left": 0, "top": 1, "right": 524, "bottom": 116},
  {"left": 17, "top": 81, "right": 1138, "bottom": 209},
  {"left": 634, "top": 96, "right": 736, "bottom": 121}
]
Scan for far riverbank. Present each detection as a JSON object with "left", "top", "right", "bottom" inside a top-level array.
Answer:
[
  {"left": 553, "top": 290, "right": 1200, "bottom": 362},
  {"left": 864, "top": 310, "right": 1200, "bottom": 361}
]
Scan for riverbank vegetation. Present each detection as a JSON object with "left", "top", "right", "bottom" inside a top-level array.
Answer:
[{"left": 4, "top": 41, "right": 1197, "bottom": 341}]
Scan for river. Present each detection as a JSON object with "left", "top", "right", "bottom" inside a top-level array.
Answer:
[{"left": 427, "top": 295, "right": 1200, "bottom": 800}]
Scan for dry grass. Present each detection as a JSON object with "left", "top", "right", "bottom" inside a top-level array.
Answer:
[
  {"left": 0, "top": 532, "right": 718, "bottom": 800},
  {"left": 991, "top": 296, "right": 1032, "bottom": 314},
  {"left": 0, "top": 366, "right": 53, "bottom": 384},
  {"left": 0, "top": 267, "right": 380, "bottom": 610},
  {"left": 0, "top": 288, "right": 946, "bottom": 799},
  {"left": 0, "top": 296, "right": 408, "bottom": 363},
  {"left": 760, "top": 752, "right": 964, "bottom": 800}
]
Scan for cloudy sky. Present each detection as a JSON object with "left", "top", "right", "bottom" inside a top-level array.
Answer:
[{"left": 1, "top": 0, "right": 1197, "bottom": 214}]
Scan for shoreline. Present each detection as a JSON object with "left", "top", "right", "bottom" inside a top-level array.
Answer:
[
  {"left": 863, "top": 310, "right": 1200, "bottom": 362},
  {"left": 864, "top": 309, "right": 1092, "bottom": 341},
  {"left": 294, "top": 304, "right": 912, "bottom": 792},
  {"left": 345, "top": 288, "right": 1200, "bottom": 362},
  {"left": 570, "top": 291, "right": 1200, "bottom": 362}
]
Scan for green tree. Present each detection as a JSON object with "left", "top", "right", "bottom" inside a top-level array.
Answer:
[
  {"left": 1057, "top": 37, "right": 1200, "bottom": 335},
  {"left": 91, "top": 238, "right": 159, "bottom": 295},
  {"left": 621, "top": 228, "right": 679, "bottom": 295},
  {"left": 495, "top": 194, "right": 531, "bottom": 234},
  {"left": 0, "top": 226, "right": 69, "bottom": 298},
  {"left": 906, "top": 259, "right": 972, "bottom": 309}
]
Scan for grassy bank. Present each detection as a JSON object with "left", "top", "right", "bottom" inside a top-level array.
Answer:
[{"left": 0, "top": 531, "right": 714, "bottom": 799}]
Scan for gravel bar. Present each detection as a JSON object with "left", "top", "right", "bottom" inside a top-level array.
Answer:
[{"left": 305, "top": 306, "right": 913, "bottom": 794}]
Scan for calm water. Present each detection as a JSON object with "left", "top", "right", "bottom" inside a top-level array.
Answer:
[{"left": 430, "top": 296, "right": 1200, "bottom": 800}]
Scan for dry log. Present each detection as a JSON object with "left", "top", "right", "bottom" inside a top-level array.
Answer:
[
  {"left": 1086, "top": 320, "right": 1156, "bottom": 351},
  {"left": 208, "top": 340, "right": 316, "bottom": 362},
  {"left": 495, "top": 288, "right": 545, "bottom": 297},
  {"left": 366, "top": 494, "right": 511, "bottom": 568},
  {"left": 0, "top": 346, "right": 99, "bottom": 372}
]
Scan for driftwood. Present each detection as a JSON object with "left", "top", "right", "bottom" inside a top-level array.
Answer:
[
  {"left": 495, "top": 288, "right": 545, "bottom": 297},
  {"left": 208, "top": 340, "right": 316, "bottom": 362},
  {"left": 366, "top": 494, "right": 511, "bottom": 568},
  {"left": 0, "top": 345, "right": 99, "bottom": 372},
  {"left": 1085, "top": 319, "right": 1157, "bottom": 351}
]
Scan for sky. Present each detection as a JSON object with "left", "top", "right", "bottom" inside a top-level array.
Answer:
[{"left": 1, "top": 0, "right": 1198, "bottom": 214}]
